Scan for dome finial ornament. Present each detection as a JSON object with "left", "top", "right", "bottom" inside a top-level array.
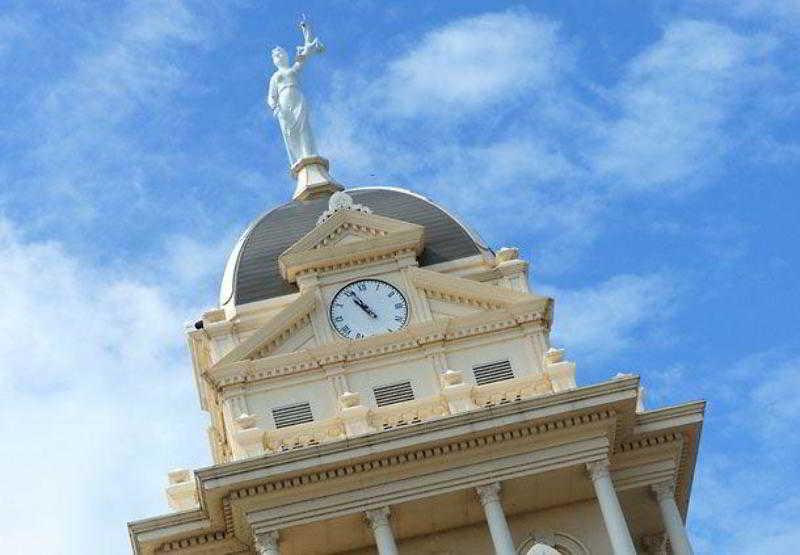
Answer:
[
  {"left": 317, "top": 191, "right": 372, "bottom": 225},
  {"left": 267, "top": 16, "right": 342, "bottom": 201}
]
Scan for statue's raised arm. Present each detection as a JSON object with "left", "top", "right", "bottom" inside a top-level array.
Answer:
[
  {"left": 267, "top": 16, "right": 325, "bottom": 165},
  {"left": 296, "top": 15, "right": 325, "bottom": 64}
]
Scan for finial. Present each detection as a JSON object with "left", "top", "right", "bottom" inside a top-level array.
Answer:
[
  {"left": 316, "top": 191, "right": 372, "bottom": 225},
  {"left": 267, "top": 16, "right": 342, "bottom": 201}
]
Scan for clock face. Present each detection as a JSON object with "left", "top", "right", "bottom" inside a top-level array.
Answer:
[{"left": 329, "top": 279, "right": 409, "bottom": 339}]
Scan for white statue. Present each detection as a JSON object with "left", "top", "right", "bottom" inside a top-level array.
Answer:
[{"left": 267, "top": 16, "right": 325, "bottom": 165}]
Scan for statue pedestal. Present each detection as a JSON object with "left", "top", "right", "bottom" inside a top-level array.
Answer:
[{"left": 291, "top": 156, "right": 343, "bottom": 201}]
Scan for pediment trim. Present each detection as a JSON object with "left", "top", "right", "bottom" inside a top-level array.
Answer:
[
  {"left": 209, "top": 297, "right": 552, "bottom": 387},
  {"left": 407, "top": 267, "right": 546, "bottom": 309},
  {"left": 278, "top": 210, "right": 425, "bottom": 282},
  {"left": 214, "top": 290, "right": 318, "bottom": 367}
]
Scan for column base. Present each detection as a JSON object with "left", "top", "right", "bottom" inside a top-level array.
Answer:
[{"left": 291, "top": 156, "right": 344, "bottom": 201}]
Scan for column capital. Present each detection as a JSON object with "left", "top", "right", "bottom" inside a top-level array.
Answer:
[
  {"left": 586, "top": 459, "right": 611, "bottom": 482},
  {"left": 651, "top": 480, "right": 676, "bottom": 502},
  {"left": 640, "top": 533, "right": 667, "bottom": 554},
  {"left": 365, "top": 507, "right": 392, "bottom": 531},
  {"left": 254, "top": 530, "right": 280, "bottom": 554},
  {"left": 476, "top": 482, "right": 502, "bottom": 507}
]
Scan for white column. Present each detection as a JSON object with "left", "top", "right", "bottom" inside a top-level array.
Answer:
[
  {"left": 254, "top": 530, "right": 280, "bottom": 555},
  {"left": 476, "top": 482, "right": 516, "bottom": 555},
  {"left": 652, "top": 481, "right": 694, "bottom": 555},
  {"left": 586, "top": 461, "right": 636, "bottom": 555},
  {"left": 365, "top": 507, "right": 399, "bottom": 555}
]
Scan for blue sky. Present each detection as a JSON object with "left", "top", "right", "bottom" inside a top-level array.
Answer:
[{"left": 0, "top": 1, "right": 798, "bottom": 553}]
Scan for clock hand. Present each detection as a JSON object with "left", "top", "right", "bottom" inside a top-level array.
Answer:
[
  {"left": 344, "top": 290, "right": 379, "bottom": 318},
  {"left": 353, "top": 297, "right": 378, "bottom": 319}
]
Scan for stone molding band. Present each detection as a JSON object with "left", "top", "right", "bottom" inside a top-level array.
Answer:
[{"left": 233, "top": 410, "right": 615, "bottom": 504}]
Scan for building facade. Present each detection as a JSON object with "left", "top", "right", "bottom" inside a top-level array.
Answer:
[{"left": 127, "top": 185, "right": 703, "bottom": 555}]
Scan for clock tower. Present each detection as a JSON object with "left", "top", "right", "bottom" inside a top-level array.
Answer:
[{"left": 128, "top": 20, "right": 704, "bottom": 555}]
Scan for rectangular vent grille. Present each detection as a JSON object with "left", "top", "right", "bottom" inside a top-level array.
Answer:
[
  {"left": 272, "top": 402, "right": 313, "bottom": 429},
  {"left": 373, "top": 381, "right": 415, "bottom": 407},
  {"left": 473, "top": 360, "right": 515, "bottom": 386}
]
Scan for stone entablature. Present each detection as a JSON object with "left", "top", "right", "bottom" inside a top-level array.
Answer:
[{"left": 128, "top": 377, "right": 704, "bottom": 555}]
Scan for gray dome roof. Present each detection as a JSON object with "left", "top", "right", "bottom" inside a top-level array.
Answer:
[{"left": 220, "top": 187, "right": 490, "bottom": 307}]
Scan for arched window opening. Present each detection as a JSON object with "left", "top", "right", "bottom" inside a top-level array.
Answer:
[
  {"left": 516, "top": 531, "right": 590, "bottom": 555},
  {"left": 525, "top": 543, "right": 562, "bottom": 555}
]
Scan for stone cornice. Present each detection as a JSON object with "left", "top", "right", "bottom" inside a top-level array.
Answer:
[
  {"left": 615, "top": 431, "right": 682, "bottom": 455},
  {"left": 229, "top": 409, "right": 616, "bottom": 504},
  {"left": 128, "top": 509, "right": 208, "bottom": 540},
  {"left": 633, "top": 401, "right": 705, "bottom": 435},
  {"left": 129, "top": 377, "right": 707, "bottom": 555},
  {"left": 156, "top": 530, "right": 240, "bottom": 553},
  {"left": 196, "top": 378, "right": 640, "bottom": 488}
]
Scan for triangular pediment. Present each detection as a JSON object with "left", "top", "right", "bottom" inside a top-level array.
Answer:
[
  {"left": 328, "top": 231, "right": 370, "bottom": 246},
  {"left": 278, "top": 209, "right": 425, "bottom": 282},
  {"left": 406, "top": 267, "right": 553, "bottom": 327},
  {"left": 215, "top": 290, "right": 319, "bottom": 366},
  {"left": 215, "top": 266, "right": 551, "bottom": 368}
]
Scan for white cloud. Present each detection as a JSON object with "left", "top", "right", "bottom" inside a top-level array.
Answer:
[
  {"left": 12, "top": 1, "right": 211, "bottom": 232},
  {"left": 541, "top": 274, "right": 677, "bottom": 361},
  {"left": 42, "top": 1, "right": 204, "bottom": 123},
  {"left": 0, "top": 218, "right": 210, "bottom": 554},
  {"left": 728, "top": 351, "right": 800, "bottom": 443},
  {"left": 316, "top": 12, "right": 788, "bottom": 277},
  {"left": 726, "top": 0, "right": 800, "bottom": 27},
  {"left": 382, "top": 10, "right": 569, "bottom": 117},
  {"left": 592, "top": 20, "right": 773, "bottom": 191},
  {"left": 685, "top": 351, "right": 800, "bottom": 553},
  {"left": 317, "top": 9, "right": 594, "bottom": 271},
  {"left": 160, "top": 232, "right": 235, "bottom": 296}
]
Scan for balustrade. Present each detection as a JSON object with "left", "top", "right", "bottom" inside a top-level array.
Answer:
[
  {"left": 370, "top": 396, "right": 449, "bottom": 430},
  {"left": 233, "top": 373, "right": 559, "bottom": 459},
  {"left": 264, "top": 417, "right": 346, "bottom": 453},
  {"left": 471, "top": 373, "right": 550, "bottom": 407}
]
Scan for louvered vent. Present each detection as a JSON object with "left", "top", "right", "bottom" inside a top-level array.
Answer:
[
  {"left": 373, "top": 381, "right": 415, "bottom": 407},
  {"left": 473, "top": 360, "right": 515, "bottom": 385},
  {"left": 272, "top": 402, "right": 313, "bottom": 429}
]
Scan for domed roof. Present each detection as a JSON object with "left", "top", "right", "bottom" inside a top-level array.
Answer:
[{"left": 220, "top": 187, "right": 490, "bottom": 307}]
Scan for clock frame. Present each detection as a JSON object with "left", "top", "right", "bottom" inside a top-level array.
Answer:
[{"left": 329, "top": 279, "right": 410, "bottom": 340}]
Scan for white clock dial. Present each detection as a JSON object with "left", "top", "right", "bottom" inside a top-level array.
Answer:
[{"left": 329, "top": 279, "right": 409, "bottom": 339}]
